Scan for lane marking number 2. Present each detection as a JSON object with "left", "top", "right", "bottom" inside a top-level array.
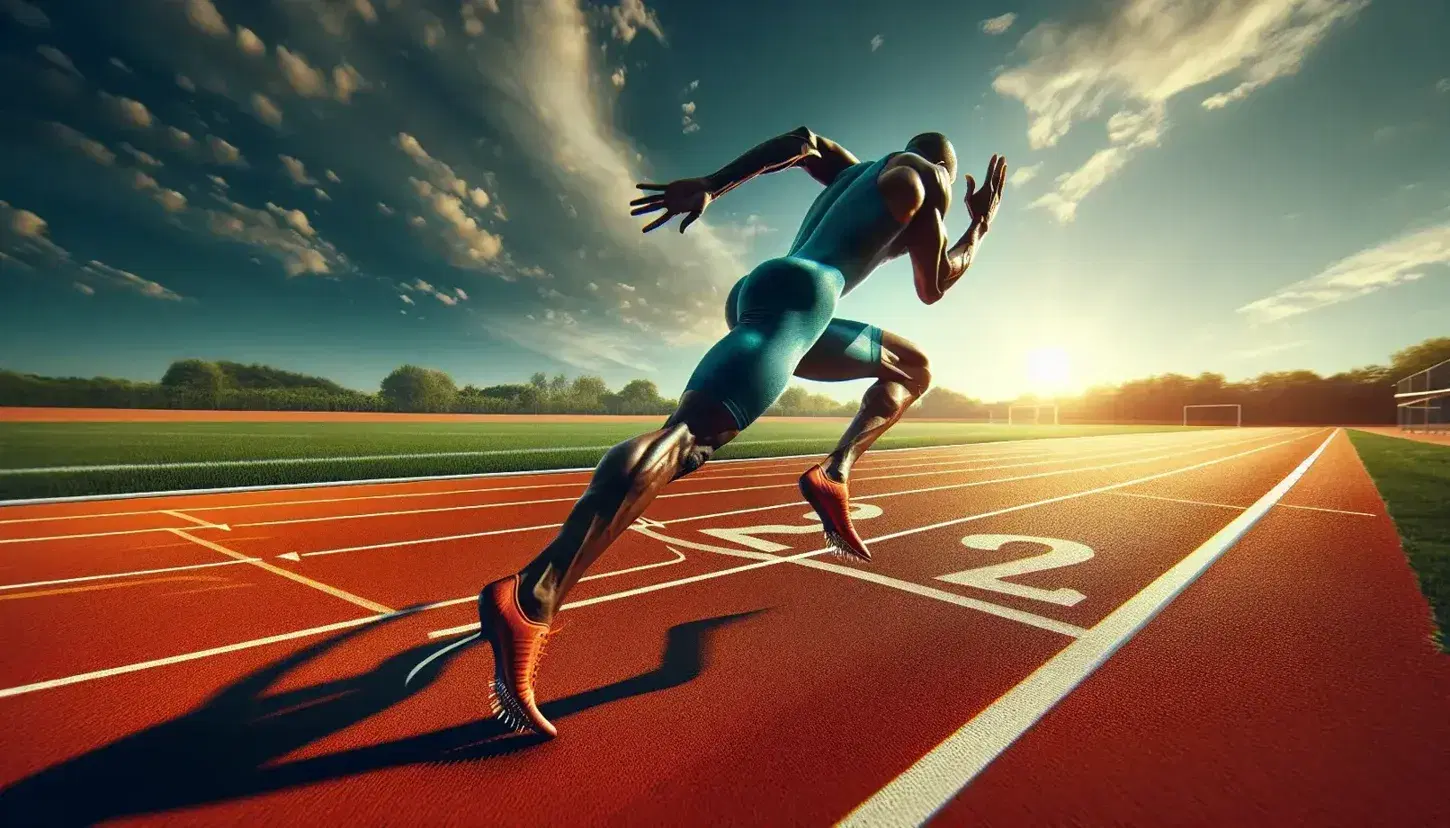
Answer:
[
  {"left": 937, "top": 535, "right": 1094, "bottom": 607},
  {"left": 697, "top": 503, "right": 885, "bottom": 553}
]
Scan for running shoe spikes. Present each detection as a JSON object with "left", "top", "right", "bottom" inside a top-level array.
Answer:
[
  {"left": 478, "top": 575, "right": 558, "bottom": 738},
  {"left": 798, "top": 465, "right": 872, "bottom": 563}
]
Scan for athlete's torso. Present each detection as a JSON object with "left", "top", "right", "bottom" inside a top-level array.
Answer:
[{"left": 785, "top": 154, "right": 907, "bottom": 296}]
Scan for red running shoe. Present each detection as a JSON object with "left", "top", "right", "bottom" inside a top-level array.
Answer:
[
  {"left": 798, "top": 465, "right": 872, "bottom": 563},
  {"left": 478, "top": 575, "right": 558, "bottom": 738}
]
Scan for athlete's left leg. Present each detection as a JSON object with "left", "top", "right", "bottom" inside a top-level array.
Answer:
[{"left": 793, "top": 322, "right": 931, "bottom": 560}]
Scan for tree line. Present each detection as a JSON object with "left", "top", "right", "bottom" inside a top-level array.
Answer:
[{"left": 1, "top": 336, "right": 1444, "bottom": 423}]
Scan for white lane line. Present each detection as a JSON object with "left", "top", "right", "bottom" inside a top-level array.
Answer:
[
  {"left": 166, "top": 528, "right": 394, "bottom": 614},
  {"left": 0, "top": 521, "right": 232, "bottom": 546},
  {"left": 425, "top": 429, "right": 1322, "bottom": 639},
  {"left": 630, "top": 526, "right": 1087, "bottom": 638},
  {"left": 836, "top": 428, "right": 1340, "bottom": 828},
  {"left": 1109, "top": 490, "right": 1378, "bottom": 517},
  {"left": 0, "top": 431, "right": 1304, "bottom": 701},
  {"left": 0, "top": 443, "right": 1053, "bottom": 525},
  {"left": 160, "top": 509, "right": 221, "bottom": 528},
  {"left": 228, "top": 442, "right": 1190, "bottom": 530},
  {"left": 290, "top": 431, "right": 1284, "bottom": 560},
  {"left": 0, "top": 558, "right": 260, "bottom": 591},
  {"left": 0, "top": 428, "right": 1223, "bottom": 507}
]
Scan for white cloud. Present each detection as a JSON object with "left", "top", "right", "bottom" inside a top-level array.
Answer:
[
  {"left": 251, "top": 93, "right": 283, "bottom": 127},
  {"left": 236, "top": 26, "right": 265, "bottom": 56},
  {"left": 82, "top": 260, "right": 183, "bottom": 300},
  {"left": 870, "top": 34, "right": 883, "bottom": 51},
  {"left": 455, "top": 287, "right": 469, "bottom": 300},
  {"left": 435, "top": 291, "right": 459, "bottom": 305},
  {"left": 208, "top": 174, "right": 228, "bottom": 189},
  {"left": 332, "top": 63, "right": 367, "bottom": 103},
  {"left": 110, "top": 58, "right": 132, "bottom": 73},
  {"left": 378, "top": 202, "right": 395, "bottom": 216},
  {"left": 423, "top": 20, "right": 445, "bottom": 49},
  {"left": 400, "top": 293, "right": 414, "bottom": 304},
  {"left": 997, "top": 0, "right": 1365, "bottom": 222},
  {"left": 609, "top": 0, "right": 664, "bottom": 44},
  {"left": 37, "top": 45, "right": 80, "bottom": 77},
  {"left": 184, "top": 0, "right": 228, "bottom": 37},
  {"left": 610, "top": 66, "right": 626, "bottom": 88},
  {"left": 168, "top": 126, "right": 195, "bottom": 150},
  {"left": 687, "top": 79, "right": 698, "bottom": 91},
  {"left": 277, "top": 46, "right": 328, "bottom": 97},
  {"left": 73, "top": 282, "right": 96, "bottom": 296},
  {"left": 461, "top": 0, "right": 500, "bottom": 36},
  {"left": 207, "top": 134, "right": 245, "bottom": 165},
  {"left": 51, "top": 123, "right": 116, "bottom": 166},
  {"left": 355, "top": 0, "right": 379, "bottom": 24},
  {"left": 681, "top": 100, "right": 699, "bottom": 134},
  {"left": 395, "top": 133, "right": 505, "bottom": 268},
  {"left": 206, "top": 196, "right": 345, "bottom": 276},
  {"left": 1238, "top": 221, "right": 1449, "bottom": 322},
  {"left": 314, "top": 187, "right": 331, "bottom": 201},
  {"left": 131, "top": 170, "right": 188, "bottom": 212},
  {"left": 102, "top": 92, "right": 154, "bottom": 128},
  {"left": 120, "top": 143, "right": 163, "bottom": 167},
  {"left": 2, "top": 0, "right": 49, "bottom": 28},
  {"left": 326, "top": 169, "right": 341, "bottom": 183},
  {"left": 280, "top": 154, "right": 317, "bottom": 185},
  {"left": 1438, "top": 78, "right": 1450, "bottom": 93},
  {"left": 980, "top": 13, "right": 1017, "bottom": 35},
  {"left": 1009, "top": 162, "right": 1041, "bottom": 186},
  {"left": 469, "top": 187, "right": 490, "bottom": 207}
]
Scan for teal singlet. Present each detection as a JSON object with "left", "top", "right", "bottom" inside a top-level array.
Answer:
[{"left": 684, "top": 155, "right": 909, "bottom": 429}]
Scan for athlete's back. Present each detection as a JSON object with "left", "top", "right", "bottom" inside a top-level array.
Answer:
[{"left": 786, "top": 155, "right": 906, "bottom": 294}]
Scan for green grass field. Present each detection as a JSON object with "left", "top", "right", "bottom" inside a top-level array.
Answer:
[
  {"left": 1347, "top": 430, "right": 1450, "bottom": 652},
  {"left": 0, "top": 419, "right": 1199, "bottom": 501}
]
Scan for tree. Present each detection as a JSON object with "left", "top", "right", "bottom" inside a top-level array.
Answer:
[
  {"left": 380, "top": 365, "right": 458, "bottom": 412},
  {"left": 1390, "top": 337, "right": 1450, "bottom": 380},
  {"left": 570, "top": 375, "right": 609, "bottom": 409},
  {"left": 161, "top": 359, "right": 226, "bottom": 408}
]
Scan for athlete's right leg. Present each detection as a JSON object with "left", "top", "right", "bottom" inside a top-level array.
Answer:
[{"left": 478, "top": 259, "right": 838, "bottom": 737}]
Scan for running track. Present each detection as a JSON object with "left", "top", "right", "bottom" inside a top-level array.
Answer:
[{"left": 0, "top": 428, "right": 1447, "bottom": 826}]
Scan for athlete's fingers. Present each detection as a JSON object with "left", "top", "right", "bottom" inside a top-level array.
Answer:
[
  {"left": 997, "top": 158, "right": 1008, "bottom": 189},
  {"left": 629, "top": 194, "right": 664, "bottom": 207},
  {"left": 636, "top": 182, "right": 667, "bottom": 191},
  {"left": 679, "top": 210, "right": 700, "bottom": 233},
  {"left": 631, "top": 203, "right": 666, "bottom": 216},
  {"left": 641, "top": 211, "right": 673, "bottom": 233},
  {"left": 963, "top": 174, "right": 976, "bottom": 200}
]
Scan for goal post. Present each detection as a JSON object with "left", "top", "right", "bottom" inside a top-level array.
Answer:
[
  {"left": 1008, "top": 404, "right": 1059, "bottom": 425},
  {"left": 1183, "top": 404, "right": 1242, "bottom": 427}
]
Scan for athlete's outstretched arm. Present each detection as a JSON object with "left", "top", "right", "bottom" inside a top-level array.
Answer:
[
  {"left": 903, "top": 154, "right": 1007, "bottom": 305},
  {"left": 630, "top": 127, "right": 858, "bottom": 233}
]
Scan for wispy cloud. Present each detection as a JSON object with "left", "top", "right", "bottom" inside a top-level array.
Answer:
[
  {"left": 608, "top": 0, "right": 664, "bottom": 44},
  {"left": 51, "top": 122, "right": 116, "bottom": 166},
  {"left": 81, "top": 260, "right": 184, "bottom": 301},
  {"left": 870, "top": 34, "right": 884, "bottom": 52},
  {"left": 995, "top": 0, "right": 1366, "bottom": 222},
  {"left": 1008, "top": 162, "right": 1041, "bottom": 186},
  {"left": 1238, "top": 220, "right": 1449, "bottom": 322},
  {"left": 1, "top": 200, "right": 182, "bottom": 299},
  {"left": 980, "top": 13, "right": 1017, "bottom": 36}
]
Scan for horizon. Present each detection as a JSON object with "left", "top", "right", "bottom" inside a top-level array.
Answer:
[{"left": 1, "top": 0, "right": 1448, "bottom": 404}]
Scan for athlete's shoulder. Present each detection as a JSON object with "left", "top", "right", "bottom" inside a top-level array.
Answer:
[{"left": 878, "top": 152, "right": 949, "bottom": 205}]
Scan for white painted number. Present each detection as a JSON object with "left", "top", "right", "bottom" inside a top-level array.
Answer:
[
  {"left": 699, "top": 503, "right": 885, "bottom": 553},
  {"left": 936, "top": 534, "right": 1094, "bottom": 607}
]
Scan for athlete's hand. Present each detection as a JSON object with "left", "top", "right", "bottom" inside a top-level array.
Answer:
[
  {"left": 630, "top": 177, "right": 713, "bottom": 233},
  {"left": 964, "top": 154, "right": 1007, "bottom": 232}
]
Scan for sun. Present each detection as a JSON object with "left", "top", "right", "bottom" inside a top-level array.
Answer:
[{"left": 1026, "top": 347, "right": 1073, "bottom": 395}]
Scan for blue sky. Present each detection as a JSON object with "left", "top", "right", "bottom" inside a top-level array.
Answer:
[{"left": 0, "top": 0, "right": 1447, "bottom": 402}]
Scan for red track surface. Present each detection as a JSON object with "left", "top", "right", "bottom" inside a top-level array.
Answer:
[{"left": 0, "top": 428, "right": 1446, "bottom": 826}]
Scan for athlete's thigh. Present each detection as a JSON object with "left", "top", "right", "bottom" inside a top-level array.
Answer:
[{"left": 795, "top": 322, "right": 930, "bottom": 387}]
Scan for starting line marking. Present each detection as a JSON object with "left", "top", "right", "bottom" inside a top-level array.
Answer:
[{"left": 837, "top": 428, "right": 1341, "bottom": 827}]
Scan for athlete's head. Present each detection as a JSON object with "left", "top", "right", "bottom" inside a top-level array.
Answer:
[{"left": 905, "top": 132, "right": 957, "bottom": 180}]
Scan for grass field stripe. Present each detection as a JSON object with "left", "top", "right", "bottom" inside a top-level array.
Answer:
[
  {"left": 166, "top": 528, "right": 394, "bottom": 614},
  {"left": 0, "top": 428, "right": 1226, "bottom": 506},
  {"left": 0, "top": 558, "right": 259, "bottom": 591},
  {"left": 289, "top": 432, "right": 1282, "bottom": 560},
  {"left": 226, "top": 442, "right": 1190, "bottom": 529},
  {"left": 629, "top": 525, "right": 1088, "bottom": 638},
  {"left": 425, "top": 429, "right": 1319, "bottom": 638},
  {"left": 836, "top": 428, "right": 1341, "bottom": 828},
  {"left": 659, "top": 429, "right": 1303, "bottom": 527},
  {"left": 0, "top": 443, "right": 1058, "bottom": 524},
  {"left": 0, "top": 431, "right": 1300, "bottom": 699}
]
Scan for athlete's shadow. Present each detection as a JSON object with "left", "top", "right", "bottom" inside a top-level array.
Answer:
[{"left": 0, "top": 607, "right": 764, "bottom": 827}]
